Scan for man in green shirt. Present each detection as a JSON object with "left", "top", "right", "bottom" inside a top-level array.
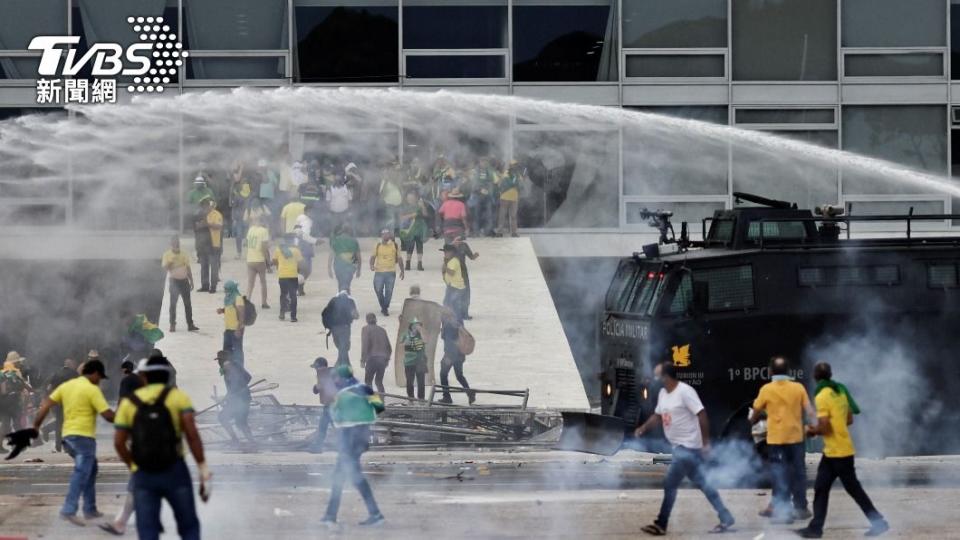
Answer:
[
  {"left": 328, "top": 223, "right": 361, "bottom": 294},
  {"left": 401, "top": 319, "right": 427, "bottom": 400}
]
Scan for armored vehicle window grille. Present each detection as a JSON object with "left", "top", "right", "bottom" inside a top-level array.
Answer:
[
  {"left": 928, "top": 263, "right": 959, "bottom": 288},
  {"left": 798, "top": 265, "right": 900, "bottom": 287},
  {"left": 607, "top": 262, "right": 641, "bottom": 311},
  {"left": 670, "top": 274, "right": 693, "bottom": 314},
  {"left": 747, "top": 221, "right": 808, "bottom": 242},
  {"left": 629, "top": 272, "right": 660, "bottom": 313},
  {"left": 696, "top": 265, "right": 755, "bottom": 311},
  {"left": 647, "top": 274, "right": 671, "bottom": 316},
  {"left": 711, "top": 220, "right": 734, "bottom": 240}
]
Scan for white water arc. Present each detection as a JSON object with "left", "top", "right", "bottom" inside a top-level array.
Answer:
[{"left": 0, "top": 87, "right": 957, "bottom": 230}]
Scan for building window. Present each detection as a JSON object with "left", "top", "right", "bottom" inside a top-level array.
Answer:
[
  {"left": 841, "top": 106, "right": 948, "bottom": 195},
  {"left": 623, "top": 106, "right": 728, "bottom": 196},
  {"left": 295, "top": 4, "right": 398, "bottom": 84},
  {"left": 512, "top": 1, "right": 618, "bottom": 82},
  {"left": 184, "top": 0, "right": 288, "bottom": 79},
  {"left": 513, "top": 129, "right": 619, "bottom": 228},
  {"left": 953, "top": 1, "right": 960, "bottom": 80},
  {"left": 403, "top": 3, "right": 506, "bottom": 49},
  {"left": 735, "top": 109, "right": 835, "bottom": 126},
  {"left": 624, "top": 54, "right": 724, "bottom": 78},
  {"left": 402, "top": 1, "right": 507, "bottom": 81},
  {"left": 731, "top": 0, "right": 836, "bottom": 81},
  {"left": 0, "top": 0, "right": 66, "bottom": 80},
  {"left": 622, "top": 0, "right": 726, "bottom": 48},
  {"left": 732, "top": 130, "right": 839, "bottom": 210},
  {"left": 842, "top": 0, "right": 945, "bottom": 48},
  {"left": 844, "top": 53, "right": 943, "bottom": 78}
]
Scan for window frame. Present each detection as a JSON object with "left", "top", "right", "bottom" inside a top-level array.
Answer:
[
  {"left": 621, "top": 48, "right": 727, "bottom": 83},
  {"left": 693, "top": 263, "right": 756, "bottom": 312},
  {"left": 841, "top": 48, "right": 947, "bottom": 82}
]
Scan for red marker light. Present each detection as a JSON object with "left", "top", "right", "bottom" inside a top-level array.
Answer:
[{"left": 647, "top": 272, "right": 655, "bottom": 279}]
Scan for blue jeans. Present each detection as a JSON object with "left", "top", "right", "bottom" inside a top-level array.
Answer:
[
  {"left": 443, "top": 286, "right": 467, "bottom": 321},
  {"left": 232, "top": 215, "right": 246, "bottom": 256},
  {"left": 656, "top": 446, "right": 733, "bottom": 530},
  {"left": 62, "top": 436, "right": 98, "bottom": 516},
  {"left": 334, "top": 261, "right": 355, "bottom": 294},
  {"left": 324, "top": 425, "right": 380, "bottom": 520},
  {"left": 331, "top": 324, "right": 351, "bottom": 366},
  {"left": 373, "top": 272, "right": 396, "bottom": 312},
  {"left": 223, "top": 329, "right": 244, "bottom": 367},
  {"left": 133, "top": 459, "right": 200, "bottom": 540},
  {"left": 769, "top": 442, "right": 808, "bottom": 517}
]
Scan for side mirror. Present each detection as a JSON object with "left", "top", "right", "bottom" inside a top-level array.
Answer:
[{"left": 690, "top": 281, "right": 709, "bottom": 315}]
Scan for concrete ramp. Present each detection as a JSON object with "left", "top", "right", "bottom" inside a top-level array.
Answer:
[{"left": 161, "top": 237, "right": 589, "bottom": 410}]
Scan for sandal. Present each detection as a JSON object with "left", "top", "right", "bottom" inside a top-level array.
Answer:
[
  {"left": 709, "top": 522, "right": 736, "bottom": 534},
  {"left": 641, "top": 523, "right": 666, "bottom": 536}
]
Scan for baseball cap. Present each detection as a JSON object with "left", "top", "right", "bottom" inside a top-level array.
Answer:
[{"left": 82, "top": 359, "right": 108, "bottom": 379}]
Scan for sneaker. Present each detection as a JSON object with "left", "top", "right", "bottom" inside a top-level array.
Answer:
[
  {"left": 467, "top": 390, "right": 477, "bottom": 405},
  {"left": 279, "top": 312, "right": 285, "bottom": 321},
  {"left": 793, "top": 508, "right": 813, "bottom": 520},
  {"left": 405, "top": 260, "right": 411, "bottom": 271},
  {"left": 381, "top": 309, "right": 389, "bottom": 316},
  {"left": 188, "top": 325, "right": 200, "bottom": 332},
  {"left": 84, "top": 511, "right": 105, "bottom": 519},
  {"left": 438, "top": 397, "right": 453, "bottom": 404},
  {"left": 60, "top": 513, "right": 85, "bottom": 527},
  {"left": 209, "top": 288, "right": 217, "bottom": 294},
  {"left": 261, "top": 303, "right": 270, "bottom": 310},
  {"left": 358, "top": 514, "right": 385, "bottom": 527},
  {"left": 417, "top": 262, "right": 424, "bottom": 271},
  {"left": 320, "top": 516, "right": 338, "bottom": 529},
  {"left": 196, "top": 287, "right": 208, "bottom": 293},
  {"left": 169, "top": 324, "right": 176, "bottom": 333},
  {"left": 290, "top": 317, "right": 298, "bottom": 323},
  {"left": 865, "top": 520, "right": 890, "bottom": 537},
  {"left": 795, "top": 527, "right": 822, "bottom": 538}
]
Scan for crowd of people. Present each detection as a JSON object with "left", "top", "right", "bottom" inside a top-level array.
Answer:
[
  {"left": 186, "top": 154, "right": 530, "bottom": 279},
  {"left": 634, "top": 356, "right": 890, "bottom": 539}
]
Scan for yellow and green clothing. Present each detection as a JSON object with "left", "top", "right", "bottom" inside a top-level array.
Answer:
[
  {"left": 49, "top": 377, "right": 110, "bottom": 438},
  {"left": 272, "top": 246, "right": 304, "bottom": 279},
  {"left": 223, "top": 296, "right": 245, "bottom": 331},
  {"left": 372, "top": 241, "right": 399, "bottom": 273},
  {"left": 815, "top": 386, "right": 856, "bottom": 458},
  {"left": 245, "top": 225, "right": 270, "bottom": 264},
  {"left": 115, "top": 384, "right": 195, "bottom": 471},
  {"left": 444, "top": 257, "right": 466, "bottom": 289},
  {"left": 207, "top": 209, "right": 224, "bottom": 249},
  {"left": 280, "top": 201, "right": 306, "bottom": 234}
]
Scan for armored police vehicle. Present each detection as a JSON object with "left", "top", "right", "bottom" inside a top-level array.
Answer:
[{"left": 599, "top": 193, "right": 960, "bottom": 455}]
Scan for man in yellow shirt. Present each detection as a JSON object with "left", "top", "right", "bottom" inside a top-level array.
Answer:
[
  {"left": 750, "top": 356, "right": 816, "bottom": 524},
  {"left": 218, "top": 280, "right": 246, "bottom": 367},
  {"left": 113, "top": 355, "right": 210, "bottom": 540},
  {"left": 495, "top": 160, "right": 524, "bottom": 238},
  {"left": 369, "top": 229, "right": 404, "bottom": 316},
  {"left": 280, "top": 197, "right": 306, "bottom": 234},
  {"left": 797, "top": 362, "right": 888, "bottom": 538},
  {"left": 31, "top": 360, "right": 115, "bottom": 526},
  {"left": 245, "top": 215, "right": 272, "bottom": 310},
  {"left": 272, "top": 234, "right": 304, "bottom": 322},
  {"left": 442, "top": 244, "right": 467, "bottom": 321},
  {"left": 196, "top": 198, "right": 223, "bottom": 293},
  {"left": 162, "top": 236, "right": 198, "bottom": 333}
]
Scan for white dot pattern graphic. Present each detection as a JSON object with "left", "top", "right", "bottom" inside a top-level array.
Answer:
[{"left": 127, "top": 14, "right": 182, "bottom": 95}]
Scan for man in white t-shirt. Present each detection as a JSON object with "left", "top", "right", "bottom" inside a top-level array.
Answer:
[{"left": 634, "top": 361, "right": 735, "bottom": 536}]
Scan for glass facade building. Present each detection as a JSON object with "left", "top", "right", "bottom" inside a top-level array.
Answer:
[{"left": 2, "top": 0, "right": 960, "bottom": 239}]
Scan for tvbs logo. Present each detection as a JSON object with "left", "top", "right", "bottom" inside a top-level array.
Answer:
[{"left": 27, "top": 15, "right": 187, "bottom": 104}]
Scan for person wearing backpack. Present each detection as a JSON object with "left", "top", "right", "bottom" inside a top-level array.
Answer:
[
  {"left": 112, "top": 355, "right": 211, "bottom": 540},
  {"left": 323, "top": 290, "right": 359, "bottom": 367},
  {"left": 320, "top": 364, "right": 385, "bottom": 529},
  {"left": 217, "top": 281, "right": 247, "bottom": 367},
  {"left": 439, "top": 311, "right": 475, "bottom": 405}
]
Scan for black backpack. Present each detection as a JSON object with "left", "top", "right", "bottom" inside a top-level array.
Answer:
[
  {"left": 129, "top": 386, "right": 179, "bottom": 472},
  {"left": 242, "top": 296, "right": 257, "bottom": 326},
  {"left": 322, "top": 295, "right": 353, "bottom": 329}
]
